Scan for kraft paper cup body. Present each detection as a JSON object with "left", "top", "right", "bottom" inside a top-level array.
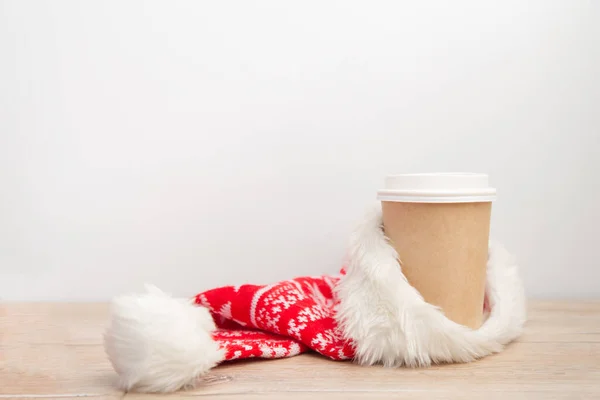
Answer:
[{"left": 377, "top": 173, "right": 496, "bottom": 329}]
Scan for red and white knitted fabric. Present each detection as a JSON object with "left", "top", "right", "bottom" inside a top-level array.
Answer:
[{"left": 195, "top": 274, "right": 354, "bottom": 362}]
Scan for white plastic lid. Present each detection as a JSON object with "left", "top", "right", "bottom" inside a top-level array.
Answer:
[{"left": 376, "top": 173, "right": 497, "bottom": 203}]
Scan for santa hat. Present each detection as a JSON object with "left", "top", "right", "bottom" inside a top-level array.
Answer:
[{"left": 103, "top": 205, "right": 526, "bottom": 393}]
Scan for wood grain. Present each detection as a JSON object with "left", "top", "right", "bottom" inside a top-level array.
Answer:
[{"left": 1, "top": 301, "right": 599, "bottom": 399}]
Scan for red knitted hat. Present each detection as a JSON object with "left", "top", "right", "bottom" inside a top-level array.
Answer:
[{"left": 104, "top": 206, "right": 526, "bottom": 393}]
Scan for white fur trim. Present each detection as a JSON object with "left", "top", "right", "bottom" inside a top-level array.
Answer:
[
  {"left": 103, "top": 284, "right": 225, "bottom": 393},
  {"left": 335, "top": 205, "right": 527, "bottom": 367}
]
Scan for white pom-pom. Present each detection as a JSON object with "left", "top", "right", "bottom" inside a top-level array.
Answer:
[{"left": 103, "top": 284, "right": 225, "bottom": 393}]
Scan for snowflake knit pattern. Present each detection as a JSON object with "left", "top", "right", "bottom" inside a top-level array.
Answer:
[{"left": 194, "top": 274, "right": 355, "bottom": 362}]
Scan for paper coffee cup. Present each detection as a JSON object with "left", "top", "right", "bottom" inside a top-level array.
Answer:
[{"left": 377, "top": 173, "right": 496, "bottom": 329}]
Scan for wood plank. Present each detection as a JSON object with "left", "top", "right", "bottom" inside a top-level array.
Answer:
[
  {"left": 2, "top": 301, "right": 599, "bottom": 346},
  {"left": 120, "top": 343, "right": 600, "bottom": 396},
  {"left": 520, "top": 300, "right": 600, "bottom": 343},
  {"left": 0, "top": 303, "right": 108, "bottom": 345},
  {"left": 0, "top": 398, "right": 121, "bottom": 400},
  {"left": 125, "top": 392, "right": 598, "bottom": 400},
  {"left": 0, "top": 395, "right": 593, "bottom": 400},
  {"left": 0, "top": 343, "right": 121, "bottom": 396},
  {"left": 4, "top": 341, "right": 595, "bottom": 396}
]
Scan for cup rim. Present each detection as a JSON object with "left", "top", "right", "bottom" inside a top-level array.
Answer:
[{"left": 377, "top": 172, "right": 497, "bottom": 203}]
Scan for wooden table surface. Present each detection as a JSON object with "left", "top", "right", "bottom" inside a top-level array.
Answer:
[{"left": 1, "top": 301, "right": 599, "bottom": 399}]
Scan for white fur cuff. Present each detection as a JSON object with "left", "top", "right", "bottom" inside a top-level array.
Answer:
[{"left": 334, "top": 205, "right": 527, "bottom": 367}]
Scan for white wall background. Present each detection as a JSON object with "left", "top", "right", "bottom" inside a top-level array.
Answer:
[{"left": 1, "top": 0, "right": 599, "bottom": 301}]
